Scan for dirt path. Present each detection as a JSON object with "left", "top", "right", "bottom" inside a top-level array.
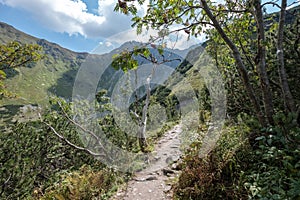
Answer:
[{"left": 111, "top": 124, "right": 183, "bottom": 200}]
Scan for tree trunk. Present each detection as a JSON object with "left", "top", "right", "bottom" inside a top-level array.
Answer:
[
  {"left": 137, "top": 60, "right": 160, "bottom": 152},
  {"left": 253, "top": 0, "right": 274, "bottom": 125},
  {"left": 201, "top": 0, "right": 267, "bottom": 126},
  {"left": 276, "top": 0, "right": 296, "bottom": 113},
  {"left": 138, "top": 73, "right": 152, "bottom": 152}
]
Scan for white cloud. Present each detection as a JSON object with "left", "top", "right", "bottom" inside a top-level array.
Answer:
[
  {"left": 105, "top": 41, "right": 112, "bottom": 47},
  {"left": 107, "top": 27, "right": 202, "bottom": 49},
  {"left": 1, "top": 0, "right": 203, "bottom": 51},
  {"left": 92, "top": 26, "right": 202, "bottom": 54},
  {"left": 0, "top": 0, "right": 133, "bottom": 38},
  {"left": 165, "top": 30, "right": 204, "bottom": 50}
]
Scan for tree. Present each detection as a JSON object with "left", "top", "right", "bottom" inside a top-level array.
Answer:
[
  {"left": 111, "top": 46, "right": 178, "bottom": 152},
  {"left": 114, "top": 0, "right": 297, "bottom": 127},
  {"left": 276, "top": 0, "right": 296, "bottom": 113},
  {"left": 0, "top": 41, "right": 43, "bottom": 99}
]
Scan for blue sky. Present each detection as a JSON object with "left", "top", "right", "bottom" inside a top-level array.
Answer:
[
  {"left": 0, "top": 0, "right": 136, "bottom": 53},
  {"left": 0, "top": 0, "right": 299, "bottom": 53}
]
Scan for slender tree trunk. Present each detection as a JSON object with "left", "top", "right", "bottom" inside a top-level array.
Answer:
[
  {"left": 138, "top": 75, "right": 150, "bottom": 152},
  {"left": 133, "top": 69, "right": 149, "bottom": 152},
  {"left": 276, "top": 0, "right": 296, "bottom": 113},
  {"left": 201, "top": 0, "right": 266, "bottom": 126},
  {"left": 253, "top": 0, "right": 274, "bottom": 125},
  {"left": 137, "top": 63, "right": 159, "bottom": 152}
]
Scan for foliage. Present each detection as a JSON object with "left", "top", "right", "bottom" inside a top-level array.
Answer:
[
  {"left": 37, "top": 165, "right": 122, "bottom": 200},
  {"left": 174, "top": 113, "right": 300, "bottom": 200},
  {"left": 115, "top": 0, "right": 300, "bottom": 126},
  {"left": 205, "top": 21, "right": 255, "bottom": 117},
  {"left": 150, "top": 88, "right": 180, "bottom": 122},
  {"left": 265, "top": 14, "right": 300, "bottom": 111},
  {"left": 111, "top": 47, "right": 150, "bottom": 72},
  {"left": 174, "top": 121, "right": 250, "bottom": 199},
  {"left": 0, "top": 41, "right": 43, "bottom": 99},
  {"left": 204, "top": 7, "right": 300, "bottom": 118},
  {"left": 111, "top": 44, "right": 180, "bottom": 152},
  {"left": 0, "top": 24, "right": 89, "bottom": 106},
  {"left": 0, "top": 41, "right": 42, "bottom": 70},
  {"left": 114, "top": 2, "right": 300, "bottom": 199},
  {"left": 244, "top": 116, "right": 300, "bottom": 199},
  {"left": 95, "top": 90, "right": 141, "bottom": 152},
  {"left": 0, "top": 98, "right": 111, "bottom": 199}
]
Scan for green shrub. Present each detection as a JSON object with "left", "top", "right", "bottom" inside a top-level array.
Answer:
[
  {"left": 244, "top": 122, "right": 300, "bottom": 199},
  {"left": 174, "top": 122, "right": 250, "bottom": 199},
  {"left": 174, "top": 112, "right": 300, "bottom": 200},
  {"left": 0, "top": 118, "right": 104, "bottom": 199},
  {"left": 0, "top": 98, "right": 107, "bottom": 199},
  {"left": 37, "top": 165, "right": 121, "bottom": 200}
]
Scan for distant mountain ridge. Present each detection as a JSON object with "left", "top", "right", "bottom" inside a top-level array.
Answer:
[{"left": 0, "top": 22, "right": 188, "bottom": 106}]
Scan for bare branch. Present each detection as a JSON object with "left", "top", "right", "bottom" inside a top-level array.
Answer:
[
  {"left": 261, "top": 2, "right": 281, "bottom": 9},
  {"left": 139, "top": 53, "right": 181, "bottom": 65},
  {"left": 287, "top": 1, "right": 300, "bottom": 8},
  {"left": 1, "top": 173, "right": 11, "bottom": 188},
  {"left": 38, "top": 101, "right": 112, "bottom": 160},
  {"left": 0, "top": 173, "right": 11, "bottom": 196},
  {"left": 56, "top": 101, "right": 108, "bottom": 154},
  {"left": 44, "top": 121, "right": 105, "bottom": 157},
  {"left": 261, "top": 0, "right": 300, "bottom": 15}
]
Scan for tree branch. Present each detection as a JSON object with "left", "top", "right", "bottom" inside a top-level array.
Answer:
[
  {"left": 43, "top": 121, "right": 105, "bottom": 157},
  {"left": 39, "top": 100, "right": 112, "bottom": 160},
  {"left": 0, "top": 173, "right": 12, "bottom": 196},
  {"left": 56, "top": 101, "right": 109, "bottom": 155},
  {"left": 261, "top": 2, "right": 281, "bottom": 9}
]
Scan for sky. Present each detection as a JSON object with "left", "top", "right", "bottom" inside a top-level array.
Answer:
[
  {"left": 0, "top": 0, "right": 137, "bottom": 53},
  {"left": 0, "top": 0, "right": 299, "bottom": 54}
]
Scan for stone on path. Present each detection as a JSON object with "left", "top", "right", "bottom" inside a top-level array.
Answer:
[{"left": 110, "top": 124, "right": 183, "bottom": 200}]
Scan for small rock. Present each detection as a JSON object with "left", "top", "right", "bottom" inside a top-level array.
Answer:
[
  {"left": 165, "top": 156, "right": 173, "bottom": 164},
  {"left": 133, "top": 176, "right": 158, "bottom": 181},
  {"left": 154, "top": 156, "right": 161, "bottom": 161},
  {"left": 171, "top": 163, "right": 180, "bottom": 170},
  {"left": 162, "top": 168, "right": 175, "bottom": 176},
  {"left": 166, "top": 156, "right": 179, "bottom": 164},
  {"left": 145, "top": 176, "right": 158, "bottom": 181},
  {"left": 164, "top": 185, "right": 172, "bottom": 191}
]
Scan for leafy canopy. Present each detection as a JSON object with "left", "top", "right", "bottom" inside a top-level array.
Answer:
[{"left": 0, "top": 41, "right": 43, "bottom": 98}]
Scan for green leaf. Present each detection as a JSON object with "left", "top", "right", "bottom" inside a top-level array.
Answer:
[
  {"left": 158, "top": 46, "right": 164, "bottom": 55},
  {"left": 255, "top": 136, "right": 266, "bottom": 141}
]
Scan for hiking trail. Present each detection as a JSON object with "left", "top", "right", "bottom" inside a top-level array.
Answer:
[{"left": 110, "top": 124, "right": 183, "bottom": 200}]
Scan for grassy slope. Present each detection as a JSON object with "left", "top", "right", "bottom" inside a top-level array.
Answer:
[{"left": 0, "top": 22, "right": 87, "bottom": 106}]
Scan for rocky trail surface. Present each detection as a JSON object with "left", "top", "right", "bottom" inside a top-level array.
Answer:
[{"left": 111, "top": 124, "right": 183, "bottom": 200}]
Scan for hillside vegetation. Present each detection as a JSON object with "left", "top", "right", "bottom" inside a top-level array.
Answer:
[{"left": 0, "top": 22, "right": 89, "bottom": 106}]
